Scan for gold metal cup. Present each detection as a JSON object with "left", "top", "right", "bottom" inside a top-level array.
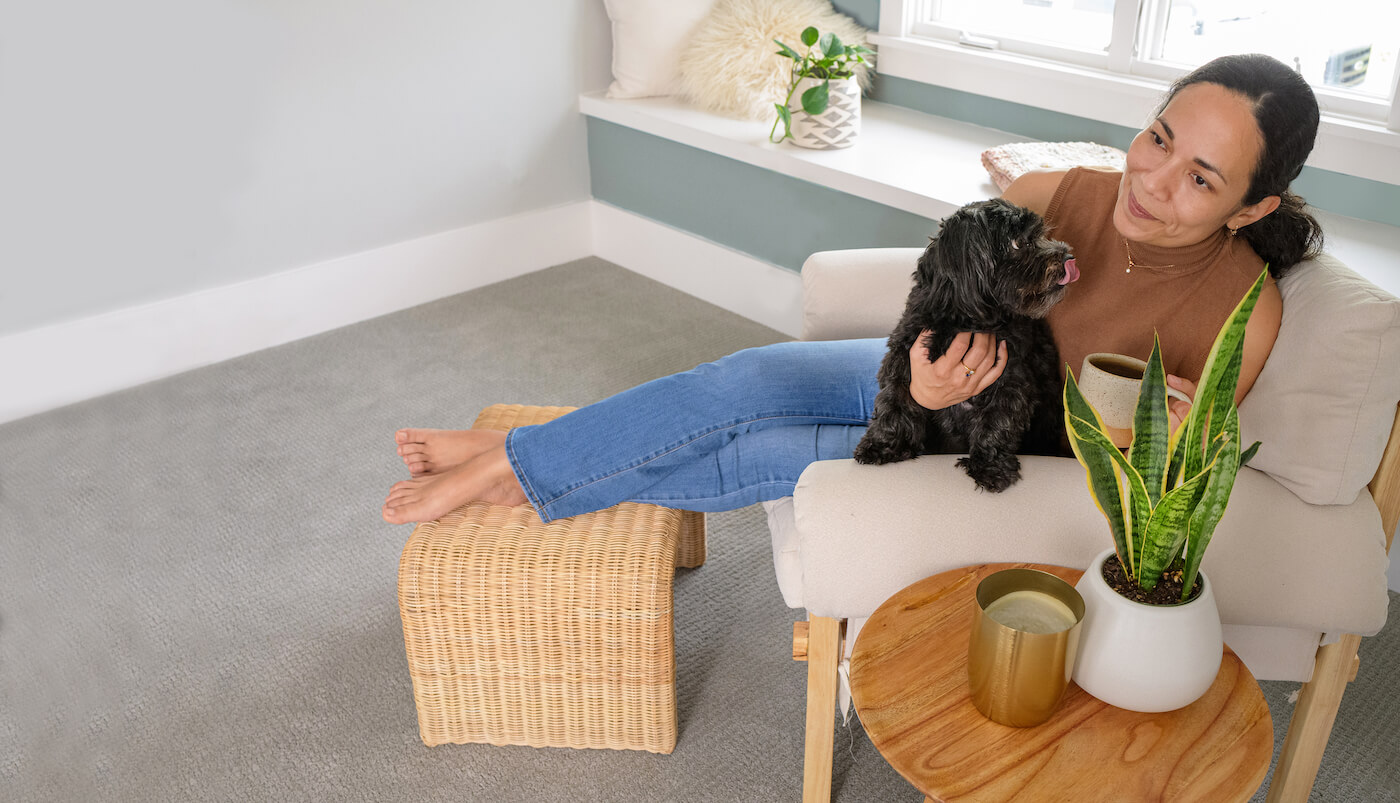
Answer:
[{"left": 967, "top": 569, "right": 1085, "bottom": 727}]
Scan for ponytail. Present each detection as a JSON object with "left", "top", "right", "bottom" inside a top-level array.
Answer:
[{"left": 1239, "top": 191, "right": 1324, "bottom": 278}]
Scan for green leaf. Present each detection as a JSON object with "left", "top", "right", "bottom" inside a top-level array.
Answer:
[
  {"left": 1128, "top": 335, "right": 1172, "bottom": 506},
  {"left": 1240, "top": 440, "right": 1260, "bottom": 465},
  {"left": 1067, "top": 430, "right": 1132, "bottom": 570},
  {"left": 1181, "top": 411, "right": 1244, "bottom": 598},
  {"left": 1136, "top": 462, "right": 1216, "bottom": 590},
  {"left": 1181, "top": 268, "right": 1267, "bottom": 479},
  {"left": 774, "top": 40, "right": 801, "bottom": 61},
  {"left": 823, "top": 33, "right": 845, "bottom": 58},
  {"left": 770, "top": 104, "right": 792, "bottom": 143},
  {"left": 801, "top": 81, "right": 830, "bottom": 115},
  {"left": 1067, "top": 436, "right": 1149, "bottom": 580},
  {"left": 801, "top": 26, "right": 819, "bottom": 47}
]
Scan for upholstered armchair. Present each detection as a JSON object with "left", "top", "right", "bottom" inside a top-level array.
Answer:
[{"left": 763, "top": 247, "right": 1399, "bottom": 803}]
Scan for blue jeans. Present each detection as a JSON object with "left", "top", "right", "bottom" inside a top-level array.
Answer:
[{"left": 505, "top": 339, "right": 885, "bottom": 521}]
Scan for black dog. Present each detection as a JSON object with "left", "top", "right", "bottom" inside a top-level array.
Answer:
[{"left": 853, "top": 199, "right": 1077, "bottom": 492}]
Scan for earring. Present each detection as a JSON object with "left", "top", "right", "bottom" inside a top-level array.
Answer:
[{"left": 1228, "top": 226, "right": 1238, "bottom": 237}]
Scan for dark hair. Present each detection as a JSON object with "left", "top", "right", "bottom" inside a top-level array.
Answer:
[{"left": 1158, "top": 54, "right": 1324, "bottom": 277}]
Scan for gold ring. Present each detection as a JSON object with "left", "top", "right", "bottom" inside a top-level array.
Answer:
[{"left": 961, "top": 362, "right": 976, "bottom": 378}]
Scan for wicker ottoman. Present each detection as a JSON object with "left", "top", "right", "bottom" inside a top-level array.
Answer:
[{"left": 397, "top": 404, "right": 706, "bottom": 754}]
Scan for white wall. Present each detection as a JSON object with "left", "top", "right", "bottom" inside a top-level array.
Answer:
[{"left": 0, "top": 0, "right": 612, "bottom": 339}]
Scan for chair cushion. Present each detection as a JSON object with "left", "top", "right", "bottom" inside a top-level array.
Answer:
[{"left": 1239, "top": 253, "right": 1400, "bottom": 505}]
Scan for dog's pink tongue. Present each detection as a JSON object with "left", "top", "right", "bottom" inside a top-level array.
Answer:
[{"left": 1059, "top": 258, "right": 1079, "bottom": 285}]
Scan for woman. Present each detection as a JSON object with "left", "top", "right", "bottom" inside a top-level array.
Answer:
[{"left": 382, "top": 53, "right": 1323, "bottom": 526}]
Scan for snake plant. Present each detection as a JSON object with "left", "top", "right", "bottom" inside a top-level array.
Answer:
[{"left": 1064, "top": 267, "right": 1267, "bottom": 601}]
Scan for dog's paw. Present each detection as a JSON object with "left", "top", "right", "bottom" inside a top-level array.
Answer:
[
  {"left": 854, "top": 439, "right": 915, "bottom": 465},
  {"left": 956, "top": 455, "right": 1021, "bottom": 493}
]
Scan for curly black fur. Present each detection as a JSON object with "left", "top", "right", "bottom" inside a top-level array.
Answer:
[{"left": 853, "top": 199, "right": 1074, "bottom": 492}]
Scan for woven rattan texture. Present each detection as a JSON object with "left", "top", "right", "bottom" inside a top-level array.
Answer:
[{"left": 398, "top": 404, "right": 701, "bottom": 753}]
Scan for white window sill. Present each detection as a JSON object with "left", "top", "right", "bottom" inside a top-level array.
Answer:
[
  {"left": 580, "top": 90, "right": 1026, "bottom": 221},
  {"left": 580, "top": 91, "right": 1400, "bottom": 297}
]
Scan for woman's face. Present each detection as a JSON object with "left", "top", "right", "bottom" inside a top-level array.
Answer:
[{"left": 1114, "top": 82, "right": 1274, "bottom": 248}]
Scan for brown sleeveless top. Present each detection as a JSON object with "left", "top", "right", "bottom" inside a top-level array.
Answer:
[{"left": 1044, "top": 168, "right": 1266, "bottom": 383}]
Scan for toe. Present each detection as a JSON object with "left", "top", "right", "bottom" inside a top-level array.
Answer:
[{"left": 397, "top": 428, "right": 431, "bottom": 445}]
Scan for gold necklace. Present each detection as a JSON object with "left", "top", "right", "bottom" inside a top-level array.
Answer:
[{"left": 1123, "top": 239, "right": 1174, "bottom": 274}]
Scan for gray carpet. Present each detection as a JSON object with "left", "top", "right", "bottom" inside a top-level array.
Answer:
[{"left": 1, "top": 257, "right": 1395, "bottom": 802}]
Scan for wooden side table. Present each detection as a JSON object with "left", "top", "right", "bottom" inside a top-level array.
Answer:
[{"left": 850, "top": 563, "right": 1274, "bottom": 803}]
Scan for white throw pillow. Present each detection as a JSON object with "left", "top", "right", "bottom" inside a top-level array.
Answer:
[
  {"left": 603, "top": 0, "right": 718, "bottom": 99},
  {"left": 1239, "top": 253, "right": 1400, "bottom": 505},
  {"left": 677, "top": 0, "right": 871, "bottom": 121}
]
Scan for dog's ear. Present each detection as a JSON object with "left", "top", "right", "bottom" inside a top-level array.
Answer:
[{"left": 927, "top": 204, "right": 1004, "bottom": 318}]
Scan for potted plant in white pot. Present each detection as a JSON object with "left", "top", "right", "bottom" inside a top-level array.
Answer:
[
  {"left": 1062, "top": 268, "right": 1267, "bottom": 712},
  {"left": 768, "top": 26, "right": 872, "bottom": 150}
]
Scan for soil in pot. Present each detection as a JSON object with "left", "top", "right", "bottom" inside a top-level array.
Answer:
[{"left": 1101, "top": 554, "right": 1203, "bottom": 606}]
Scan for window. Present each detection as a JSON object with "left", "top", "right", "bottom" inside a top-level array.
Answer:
[
  {"left": 908, "top": 1, "right": 1398, "bottom": 120},
  {"left": 875, "top": 0, "right": 1400, "bottom": 185}
]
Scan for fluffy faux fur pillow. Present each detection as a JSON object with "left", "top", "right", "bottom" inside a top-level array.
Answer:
[{"left": 677, "top": 0, "right": 872, "bottom": 121}]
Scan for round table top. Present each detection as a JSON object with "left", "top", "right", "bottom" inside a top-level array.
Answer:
[{"left": 849, "top": 563, "right": 1274, "bottom": 803}]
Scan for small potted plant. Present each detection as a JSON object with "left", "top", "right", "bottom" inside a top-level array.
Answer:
[
  {"left": 768, "top": 26, "right": 873, "bottom": 150},
  {"left": 1062, "top": 268, "right": 1267, "bottom": 712}
]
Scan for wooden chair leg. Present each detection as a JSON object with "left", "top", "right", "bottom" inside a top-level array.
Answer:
[
  {"left": 1265, "top": 633, "right": 1362, "bottom": 803},
  {"left": 801, "top": 616, "right": 845, "bottom": 803}
]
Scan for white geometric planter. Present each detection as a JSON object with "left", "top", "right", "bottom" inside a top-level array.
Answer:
[
  {"left": 1071, "top": 549, "right": 1223, "bottom": 712},
  {"left": 788, "top": 76, "right": 861, "bottom": 150}
]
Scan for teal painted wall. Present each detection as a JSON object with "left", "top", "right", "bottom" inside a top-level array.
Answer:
[{"left": 588, "top": 119, "right": 938, "bottom": 271}]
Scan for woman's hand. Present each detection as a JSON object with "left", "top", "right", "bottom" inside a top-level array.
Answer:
[
  {"left": 1166, "top": 374, "right": 1196, "bottom": 434},
  {"left": 909, "top": 331, "right": 1007, "bottom": 410}
]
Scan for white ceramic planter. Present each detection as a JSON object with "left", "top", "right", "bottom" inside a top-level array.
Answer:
[
  {"left": 788, "top": 76, "right": 861, "bottom": 150},
  {"left": 1071, "top": 549, "right": 1223, "bottom": 712}
]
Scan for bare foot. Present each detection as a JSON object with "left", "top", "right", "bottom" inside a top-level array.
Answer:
[
  {"left": 382, "top": 444, "right": 528, "bottom": 524},
  {"left": 395, "top": 428, "right": 503, "bottom": 477}
]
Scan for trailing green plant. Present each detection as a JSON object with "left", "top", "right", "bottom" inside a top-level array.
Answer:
[
  {"left": 1063, "top": 267, "right": 1267, "bottom": 602},
  {"left": 768, "top": 26, "right": 873, "bottom": 144}
]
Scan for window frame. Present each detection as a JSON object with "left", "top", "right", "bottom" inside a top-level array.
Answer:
[{"left": 875, "top": 0, "right": 1400, "bottom": 186}]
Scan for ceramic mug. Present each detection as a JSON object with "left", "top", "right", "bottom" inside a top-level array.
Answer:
[{"left": 1078, "top": 353, "right": 1192, "bottom": 448}]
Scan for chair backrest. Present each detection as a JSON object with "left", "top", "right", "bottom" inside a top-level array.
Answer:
[{"left": 1370, "top": 404, "right": 1400, "bottom": 554}]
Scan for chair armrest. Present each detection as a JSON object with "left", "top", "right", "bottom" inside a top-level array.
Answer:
[
  {"left": 789, "top": 456, "right": 1390, "bottom": 638},
  {"left": 800, "top": 248, "right": 920, "bottom": 341}
]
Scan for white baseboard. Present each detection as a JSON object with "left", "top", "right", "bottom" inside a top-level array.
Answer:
[
  {"left": 0, "top": 202, "right": 593, "bottom": 425},
  {"left": 590, "top": 201, "right": 803, "bottom": 338},
  {"left": 0, "top": 199, "right": 803, "bottom": 426}
]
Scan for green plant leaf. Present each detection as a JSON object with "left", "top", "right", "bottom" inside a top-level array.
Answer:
[
  {"left": 774, "top": 40, "right": 801, "bottom": 61},
  {"left": 769, "top": 104, "right": 792, "bottom": 143},
  {"left": 1067, "top": 414, "right": 1151, "bottom": 529},
  {"left": 801, "top": 81, "right": 830, "bottom": 115},
  {"left": 1128, "top": 335, "right": 1172, "bottom": 506},
  {"left": 1181, "top": 267, "right": 1267, "bottom": 479},
  {"left": 1240, "top": 440, "right": 1260, "bottom": 465},
  {"left": 1136, "top": 460, "right": 1216, "bottom": 590},
  {"left": 1181, "top": 410, "right": 1244, "bottom": 599},
  {"left": 823, "top": 33, "right": 844, "bottom": 58},
  {"left": 1064, "top": 429, "right": 1130, "bottom": 576},
  {"left": 801, "top": 26, "right": 819, "bottom": 47}
]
